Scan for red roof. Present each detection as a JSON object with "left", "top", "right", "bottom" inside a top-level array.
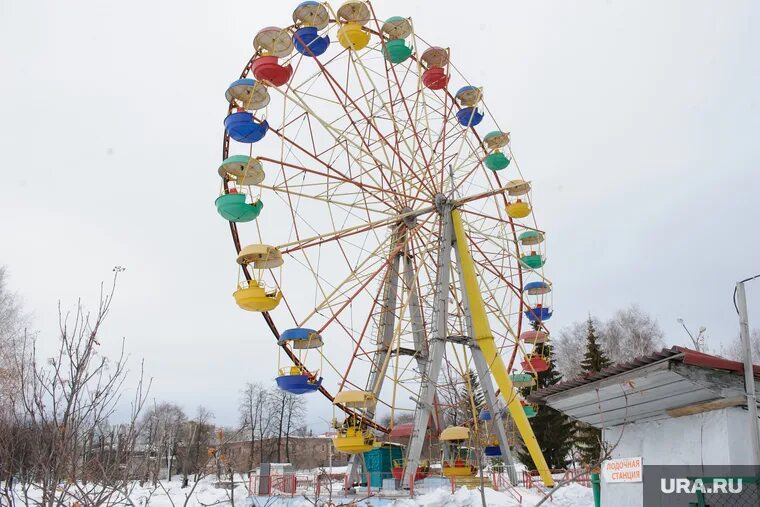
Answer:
[
  {"left": 389, "top": 423, "right": 414, "bottom": 438},
  {"left": 675, "top": 346, "right": 760, "bottom": 376}
]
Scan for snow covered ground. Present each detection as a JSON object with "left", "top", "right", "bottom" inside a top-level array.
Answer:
[{"left": 5, "top": 476, "right": 593, "bottom": 506}]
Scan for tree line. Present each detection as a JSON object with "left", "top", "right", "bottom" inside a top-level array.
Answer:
[
  {"left": 0, "top": 268, "right": 310, "bottom": 506},
  {"left": 3, "top": 263, "right": 759, "bottom": 499},
  {"left": 517, "top": 305, "right": 666, "bottom": 472}
]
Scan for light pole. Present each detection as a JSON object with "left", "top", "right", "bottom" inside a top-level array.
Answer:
[
  {"left": 734, "top": 275, "right": 760, "bottom": 466},
  {"left": 316, "top": 416, "right": 334, "bottom": 472},
  {"left": 676, "top": 318, "right": 706, "bottom": 352}
]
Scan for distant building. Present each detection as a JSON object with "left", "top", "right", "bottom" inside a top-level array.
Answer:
[
  {"left": 222, "top": 429, "right": 442, "bottom": 473},
  {"left": 529, "top": 346, "right": 760, "bottom": 507},
  {"left": 224, "top": 436, "right": 348, "bottom": 471}
]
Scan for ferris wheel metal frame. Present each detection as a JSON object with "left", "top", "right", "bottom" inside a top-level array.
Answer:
[{"left": 218, "top": 0, "right": 555, "bottom": 488}]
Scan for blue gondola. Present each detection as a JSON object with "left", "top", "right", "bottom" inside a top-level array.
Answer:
[
  {"left": 224, "top": 112, "right": 269, "bottom": 143},
  {"left": 275, "top": 327, "right": 324, "bottom": 395},
  {"left": 276, "top": 369, "right": 323, "bottom": 394},
  {"left": 456, "top": 107, "right": 484, "bottom": 127},
  {"left": 293, "top": 27, "right": 330, "bottom": 56},
  {"left": 484, "top": 445, "right": 502, "bottom": 457},
  {"left": 524, "top": 305, "right": 553, "bottom": 322}
]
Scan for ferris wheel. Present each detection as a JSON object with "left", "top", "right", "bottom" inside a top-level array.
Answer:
[{"left": 216, "top": 0, "right": 555, "bottom": 487}]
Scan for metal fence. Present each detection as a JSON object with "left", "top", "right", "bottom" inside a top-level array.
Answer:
[
  {"left": 692, "top": 477, "right": 760, "bottom": 507},
  {"left": 247, "top": 468, "right": 590, "bottom": 500}
]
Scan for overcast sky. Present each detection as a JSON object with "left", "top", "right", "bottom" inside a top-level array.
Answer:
[{"left": 1, "top": 0, "right": 758, "bottom": 430}]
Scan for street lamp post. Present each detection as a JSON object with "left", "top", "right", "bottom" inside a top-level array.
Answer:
[
  {"left": 676, "top": 318, "right": 706, "bottom": 352},
  {"left": 735, "top": 276, "right": 760, "bottom": 466}
]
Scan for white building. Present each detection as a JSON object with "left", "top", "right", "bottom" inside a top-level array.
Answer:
[{"left": 530, "top": 346, "right": 760, "bottom": 506}]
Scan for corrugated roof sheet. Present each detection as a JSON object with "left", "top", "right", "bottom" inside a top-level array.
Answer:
[{"left": 529, "top": 346, "right": 760, "bottom": 404}]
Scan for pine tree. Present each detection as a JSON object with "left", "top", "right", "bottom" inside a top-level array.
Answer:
[
  {"left": 465, "top": 369, "right": 485, "bottom": 410},
  {"left": 580, "top": 317, "right": 611, "bottom": 373},
  {"left": 516, "top": 323, "right": 575, "bottom": 470},
  {"left": 454, "top": 369, "right": 485, "bottom": 423},
  {"left": 575, "top": 317, "right": 613, "bottom": 466}
]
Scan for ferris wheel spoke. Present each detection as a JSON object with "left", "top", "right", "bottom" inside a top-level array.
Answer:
[
  {"left": 308, "top": 45, "right": 439, "bottom": 200},
  {"left": 342, "top": 56, "right": 412, "bottom": 197},
  {"left": 258, "top": 182, "right": 391, "bottom": 215},
  {"left": 268, "top": 85, "right": 406, "bottom": 205},
  {"left": 337, "top": 260, "right": 394, "bottom": 393},
  {"left": 294, "top": 56, "right": 410, "bottom": 201},
  {"left": 470, "top": 238, "right": 547, "bottom": 325},
  {"left": 296, "top": 224, "right": 402, "bottom": 332},
  {"left": 368, "top": 5, "right": 435, "bottom": 173},
  {"left": 312, "top": 212, "right": 435, "bottom": 335},
  {"left": 255, "top": 154, "right": 421, "bottom": 207},
  {"left": 347, "top": 46, "right": 440, "bottom": 198},
  {"left": 276, "top": 205, "right": 434, "bottom": 256}
]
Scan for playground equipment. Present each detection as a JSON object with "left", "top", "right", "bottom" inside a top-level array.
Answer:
[{"left": 216, "top": 0, "right": 556, "bottom": 489}]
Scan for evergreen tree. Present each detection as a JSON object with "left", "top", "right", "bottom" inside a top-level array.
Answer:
[
  {"left": 465, "top": 369, "right": 485, "bottom": 410},
  {"left": 455, "top": 369, "right": 485, "bottom": 423},
  {"left": 575, "top": 317, "right": 613, "bottom": 466},
  {"left": 580, "top": 317, "right": 612, "bottom": 373},
  {"left": 516, "top": 322, "right": 575, "bottom": 470}
]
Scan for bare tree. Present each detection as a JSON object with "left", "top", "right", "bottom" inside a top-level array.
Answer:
[
  {"left": 553, "top": 307, "right": 664, "bottom": 379},
  {"left": 256, "top": 390, "right": 273, "bottom": 465},
  {"left": 283, "top": 393, "right": 306, "bottom": 463},
  {"left": 554, "top": 318, "right": 598, "bottom": 380},
  {"left": 179, "top": 406, "right": 214, "bottom": 486},
  {"left": 7, "top": 272, "right": 150, "bottom": 506},
  {"left": 0, "top": 266, "right": 33, "bottom": 504},
  {"left": 378, "top": 412, "right": 415, "bottom": 427},
  {"left": 605, "top": 304, "right": 664, "bottom": 360},
  {"left": 239, "top": 382, "right": 270, "bottom": 474},
  {"left": 269, "top": 391, "right": 287, "bottom": 463},
  {"left": 141, "top": 401, "right": 187, "bottom": 483},
  {"left": 722, "top": 329, "right": 760, "bottom": 361}
]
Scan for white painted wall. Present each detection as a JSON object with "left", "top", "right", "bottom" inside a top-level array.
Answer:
[{"left": 598, "top": 407, "right": 756, "bottom": 507}]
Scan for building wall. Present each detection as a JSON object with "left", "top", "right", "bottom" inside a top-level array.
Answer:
[
  {"left": 222, "top": 436, "right": 442, "bottom": 473},
  {"left": 599, "top": 408, "right": 755, "bottom": 507},
  {"left": 224, "top": 437, "right": 349, "bottom": 472}
]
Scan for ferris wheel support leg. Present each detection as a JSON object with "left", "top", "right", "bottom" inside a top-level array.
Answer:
[
  {"left": 471, "top": 346, "right": 519, "bottom": 484},
  {"left": 346, "top": 237, "right": 403, "bottom": 488},
  {"left": 404, "top": 254, "right": 439, "bottom": 434},
  {"left": 453, "top": 240, "right": 518, "bottom": 484},
  {"left": 402, "top": 203, "right": 453, "bottom": 488},
  {"left": 450, "top": 208, "right": 555, "bottom": 488},
  {"left": 365, "top": 250, "right": 401, "bottom": 398}
]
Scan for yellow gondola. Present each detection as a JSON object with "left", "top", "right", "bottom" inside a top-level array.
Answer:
[
  {"left": 233, "top": 244, "right": 284, "bottom": 312},
  {"left": 506, "top": 199, "right": 532, "bottom": 219},
  {"left": 337, "top": 1, "right": 371, "bottom": 50},
  {"left": 333, "top": 390, "right": 377, "bottom": 454},
  {"left": 440, "top": 426, "right": 477, "bottom": 478},
  {"left": 233, "top": 279, "right": 282, "bottom": 312}
]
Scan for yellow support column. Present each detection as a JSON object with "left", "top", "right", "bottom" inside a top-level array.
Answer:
[{"left": 451, "top": 208, "right": 555, "bottom": 487}]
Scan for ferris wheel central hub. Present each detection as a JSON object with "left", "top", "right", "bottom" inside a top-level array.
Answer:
[
  {"left": 399, "top": 206, "right": 418, "bottom": 228},
  {"left": 434, "top": 193, "right": 451, "bottom": 214}
]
